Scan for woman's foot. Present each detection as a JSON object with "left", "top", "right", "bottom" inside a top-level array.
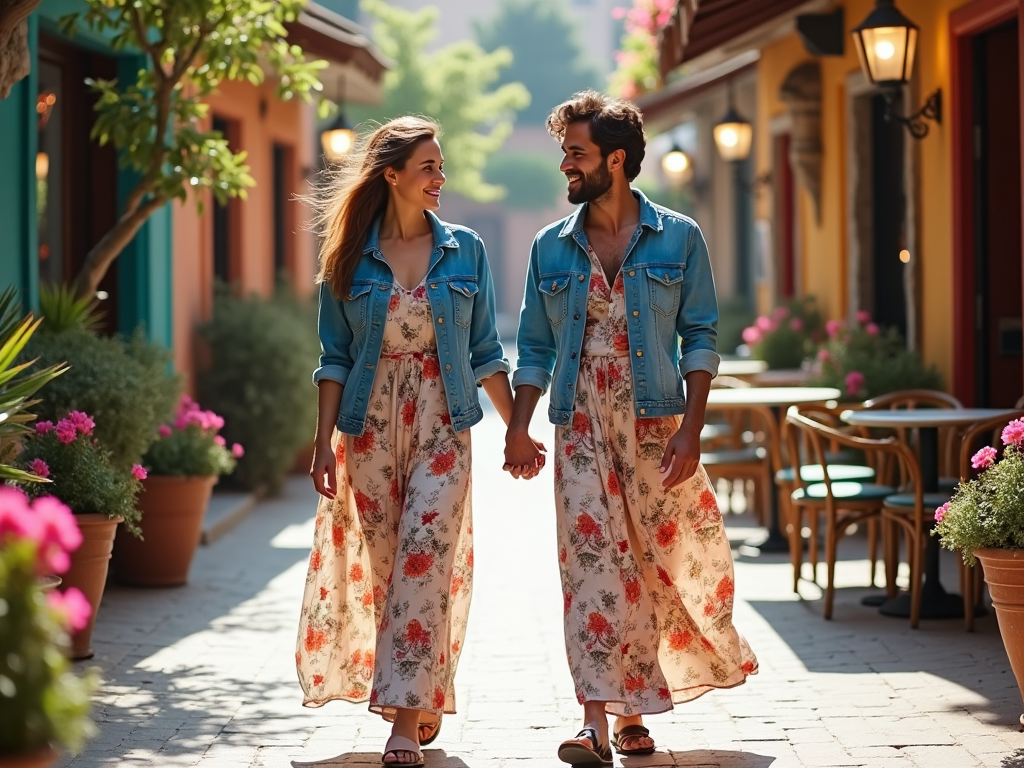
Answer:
[{"left": 611, "top": 715, "right": 656, "bottom": 755}]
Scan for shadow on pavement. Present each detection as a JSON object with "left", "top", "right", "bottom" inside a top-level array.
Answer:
[
  {"left": 291, "top": 751, "right": 468, "bottom": 767},
  {"left": 633, "top": 750, "right": 775, "bottom": 767},
  {"left": 1003, "top": 748, "right": 1024, "bottom": 767}
]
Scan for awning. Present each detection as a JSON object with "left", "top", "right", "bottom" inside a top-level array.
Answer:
[
  {"left": 286, "top": 3, "right": 390, "bottom": 106},
  {"left": 658, "top": 0, "right": 818, "bottom": 76}
]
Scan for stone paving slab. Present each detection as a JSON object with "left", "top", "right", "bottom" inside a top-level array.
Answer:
[{"left": 56, "top": 410, "right": 1024, "bottom": 768}]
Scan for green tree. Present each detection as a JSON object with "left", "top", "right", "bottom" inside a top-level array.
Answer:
[
  {"left": 60, "top": 0, "right": 328, "bottom": 300},
  {"left": 355, "top": 0, "right": 529, "bottom": 202},
  {"left": 483, "top": 151, "right": 564, "bottom": 211},
  {"left": 474, "top": 0, "right": 600, "bottom": 125}
]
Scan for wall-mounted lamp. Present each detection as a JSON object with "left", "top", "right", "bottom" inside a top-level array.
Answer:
[
  {"left": 851, "top": 0, "right": 941, "bottom": 139},
  {"left": 661, "top": 145, "right": 694, "bottom": 185},
  {"left": 713, "top": 84, "right": 754, "bottom": 162},
  {"left": 320, "top": 75, "right": 356, "bottom": 163}
]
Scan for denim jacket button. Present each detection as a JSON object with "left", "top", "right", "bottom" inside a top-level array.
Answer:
[
  {"left": 378, "top": 285, "right": 388, "bottom": 290},
  {"left": 430, "top": 283, "right": 438, "bottom": 289},
  {"left": 438, "top": 317, "right": 444, "bottom": 324},
  {"left": 640, "top": 408, "right": 646, "bottom": 415},
  {"left": 574, "top": 313, "right": 580, "bottom": 320},
  {"left": 629, "top": 270, "right": 635, "bottom": 277},
  {"left": 633, "top": 310, "right": 640, "bottom": 317},
  {"left": 570, "top": 352, "right": 577, "bottom": 359},
  {"left": 636, "top": 350, "right": 643, "bottom": 357},
  {"left": 445, "top": 364, "right": 452, "bottom": 371},
  {"left": 578, "top": 274, "right": 585, "bottom": 282}
]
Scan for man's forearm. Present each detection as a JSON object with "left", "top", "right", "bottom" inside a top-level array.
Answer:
[{"left": 682, "top": 370, "right": 713, "bottom": 432}]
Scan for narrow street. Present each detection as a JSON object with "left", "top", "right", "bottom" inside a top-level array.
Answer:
[{"left": 60, "top": 408, "right": 1024, "bottom": 768}]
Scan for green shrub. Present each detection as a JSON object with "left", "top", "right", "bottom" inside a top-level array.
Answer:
[
  {"left": 197, "top": 289, "right": 319, "bottom": 494},
  {"left": 717, "top": 297, "right": 757, "bottom": 356},
  {"left": 811, "top": 313, "right": 942, "bottom": 401},
  {"left": 26, "top": 329, "right": 181, "bottom": 468},
  {"left": 483, "top": 151, "right": 566, "bottom": 211}
]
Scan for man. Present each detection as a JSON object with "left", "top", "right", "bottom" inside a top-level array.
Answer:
[{"left": 504, "top": 91, "right": 757, "bottom": 766}]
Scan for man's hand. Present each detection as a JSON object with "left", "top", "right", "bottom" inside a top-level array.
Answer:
[
  {"left": 310, "top": 441, "right": 338, "bottom": 499},
  {"left": 504, "top": 428, "right": 546, "bottom": 480},
  {"left": 659, "top": 422, "right": 701, "bottom": 489}
]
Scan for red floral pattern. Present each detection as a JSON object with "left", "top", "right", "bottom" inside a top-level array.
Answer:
[
  {"left": 297, "top": 283, "right": 473, "bottom": 717},
  {"left": 552, "top": 246, "right": 757, "bottom": 716}
]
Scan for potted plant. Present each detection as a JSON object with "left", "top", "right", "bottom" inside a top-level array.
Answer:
[
  {"left": 15, "top": 412, "right": 144, "bottom": 660},
  {"left": 0, "top": 487, "right": 99, "bottom": 767},
  {"left": 741, "top": 296, "right": 823, "bottom": 370},
  {"left": 111, "top": 395, "right": 241, "bottom": 586},
  {"left": 934, "top": 417, "right": 1024, "bottom": 726}
]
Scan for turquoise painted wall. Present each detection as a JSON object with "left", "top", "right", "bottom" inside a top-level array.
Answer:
[{"left": 0, "top": 4, "right": 172, "bottom": 348}]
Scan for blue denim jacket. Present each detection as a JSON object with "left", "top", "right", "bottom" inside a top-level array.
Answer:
[
  {"left": 314, "top": 211, "right": 510, "bottom": 434},
  {"left": 512, "top": 189, "right": 720, "bottom": 426}
]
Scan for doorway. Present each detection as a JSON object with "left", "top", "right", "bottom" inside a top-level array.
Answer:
[{"left": 973, "top": 19, "right": 1022, "bottom": 407}]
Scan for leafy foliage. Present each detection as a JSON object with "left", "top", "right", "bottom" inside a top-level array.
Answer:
[
  {"left": 482, "top": 151, "right": 565, "bottom": 210},
  {"left": 37, "top": 284, "right": 104, "bottom": 335},
  {"left": 17, "top": 416, "right": 144, "bottom": 535},
  {"left": 474, "top": 0, "right": 600, "bottom": 125},
  {"left": 352, "top": 0, "right": 529, "bottom": 202},
  {"left": 935, "top": 431, "right": 1024, "bottom": 566},
  {"left": 811, "top": 314, "right": 942, "bottom": 401},
  {"left": 742, "top": 296, "right": 824, "bottom": 370},
  {"left": 197, "top": 288, "right": 319, "bottom": 494},
  {"left": 0, "top": 493, "right": 99, "bottom": 756},
  {"left": 60, "top": 0, "right": 328, "bottom": 296},
  {"left": 26, "top": 329, "right": 181, "bottom": 468}
]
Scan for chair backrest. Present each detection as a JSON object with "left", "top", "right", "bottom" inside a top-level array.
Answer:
[
  {"left": 860, "top": 389, "right": 964, "bottom": 411},
  {"left": 957, "top": 410, "right": 1024, "bottom": 482}
]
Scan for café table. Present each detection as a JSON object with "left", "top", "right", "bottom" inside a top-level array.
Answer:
[
  {"left": 706, "top": 386, "right": 841, "bottom": 553},
  {"left": 718, "top": 359, "right": 768, "bottom": 378},
  {"left": 751, "top": 368, "right": 811, "bottom": 387},
  {"left": 840, "top": 407, "right": 1018, "bottom": 619}
]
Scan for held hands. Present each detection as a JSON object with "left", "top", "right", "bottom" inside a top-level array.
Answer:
[
  {"left": 503, "top": 428, "right": 547, "bottom": 480},
  {"left": 659, "top": 421, "right": 702, "bottom": 489},
  {"left": 310, "top": 441, "right": 338, "bottom": 499}
]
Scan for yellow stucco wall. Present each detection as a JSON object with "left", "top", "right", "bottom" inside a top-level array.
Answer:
[{"left": 754, "top": 0, "right": 965, "bottom": 388}]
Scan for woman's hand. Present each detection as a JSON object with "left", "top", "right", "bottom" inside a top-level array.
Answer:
[
  {"left": 310, "top": 440, "right": 338, "bottom": 499},
  {"left": 504, "top": 428, "right": 546, "bottom": 479}
]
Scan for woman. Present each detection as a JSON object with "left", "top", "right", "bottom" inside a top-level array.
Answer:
[{"left": 296, "top": 116, "right": 542, "bottom": 767}]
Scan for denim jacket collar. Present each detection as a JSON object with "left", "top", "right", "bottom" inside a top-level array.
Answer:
[
  {"left": 557, "top": 188, "right": 665, "bottom": 239},
  {"left": 362, "top": 210, "right": 461, "bottom": 254}
]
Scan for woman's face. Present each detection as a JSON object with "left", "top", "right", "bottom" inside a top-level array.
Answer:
[{"left": 386, "top": 138, "right": 445, "bottom": 211}]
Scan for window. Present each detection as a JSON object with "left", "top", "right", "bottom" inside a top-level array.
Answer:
[
  {"left": 212, "top": 115, "right": 240, "bottom": 285},
  {"left": 272, "top": 143, "right": 294, "bottom": 281},
  {"left": 36, "top": 59, "right": 64, "bottom": 286}
]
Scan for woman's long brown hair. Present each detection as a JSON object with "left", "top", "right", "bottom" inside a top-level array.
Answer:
[{"left": 314, "top": 116, "right": 439, "bottom": 299}]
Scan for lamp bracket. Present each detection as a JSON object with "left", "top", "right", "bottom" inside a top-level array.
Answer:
[{"left": 883, "top": 88, "right": 941, "bottom": 139}]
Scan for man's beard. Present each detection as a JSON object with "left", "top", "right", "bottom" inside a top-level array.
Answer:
[{"left": 567, "top": 161, "right": 613, "bottom": 205}]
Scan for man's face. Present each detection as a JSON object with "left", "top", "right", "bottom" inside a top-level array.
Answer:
[{"left": 560, "top": 121, "right": 612, "bottom": 205}]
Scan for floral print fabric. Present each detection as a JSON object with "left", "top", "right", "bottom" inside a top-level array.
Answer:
[
  {"left": 297, "top": 280, "right": 474, "bottom": 719},
  {"left": 554, "top": 248, "right": 757, "bottom": 716}
]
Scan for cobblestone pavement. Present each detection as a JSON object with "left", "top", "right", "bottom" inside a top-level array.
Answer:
[{"left": 58, "top": 408, "right": 1024, "bottom": 768}]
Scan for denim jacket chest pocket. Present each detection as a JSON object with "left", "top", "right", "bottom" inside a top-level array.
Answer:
[
  {"left": 646, "top": 266, "right": 684, "bottom": 316},
  {"left": 344, "top": 280, "right": 376, "bottom": 331},
  {"left": 448, "top": 278, "right": 479, "bottom": 328},
  {"left": 538, "top": 273, "right": 573, "bottom": 325}
]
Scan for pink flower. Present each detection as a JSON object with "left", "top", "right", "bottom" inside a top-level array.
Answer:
[
  {"left": 159, "top": 424, "right": 173, "bottom": 438},
  {"left": 29, "top": 458, "right": 50, "bottom": 478},
  {"left": 741, "top": 327, "right": 762, "bottom": 345},
  {"left": 48, "top": 587, "right": 92, "bottom": 631},
  {"left": 971, "top": 446, "right": 997, "bottom": 470},
  {"left": 856, "top": 310, "right": 871, "bottom": 324},
  {"left": 772, "top": 306, "right": 790, "bottom": 321},
  {"left": 55, "top": 419, "right": 78, "bottom": 445},
  {"left": 866, "top": 323, "right": 880, "bottom": 336},
  {"left": 817, "top": 348, "right": 831, "bottom": 362},
  {"left": 33, "top": 496, "right": 82, "bottom": 574},
  {"left": 845, "top": 370, "right": 866, "bottom": 397},
  {"left": 35, "top": 420, "right": 54, "bottom": 435},
  {"left": 67, "top": 410, "right": 95, "bottom": 435},
  {"left": 826, "top": 319, "right": 842, "bottom": 338},
  {"left": 231, "top": 443, "right": 245, "bottom": 458},
  {"left": 934, "top": 502, "right": 950, "bottom": 523},
  {"left": 0, "top": 487, "right": 38, "bottom": 543},
  {"left": 789, "top": 318, "right": 804, "bottom": 331},
  {"left": 131, "top": 464, "right": 148, "bottom": 481},
  {"left": 1002, "top": 419, "right": 1024, "bottom": 447},
  {"left": 755, "top": 316, "right": 774, "bottom": 332},
  {"left": 214, "top": 435, "right": 226, "bottom": 447}
]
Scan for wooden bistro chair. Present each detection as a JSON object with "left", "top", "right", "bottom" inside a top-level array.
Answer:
[
  {"left": 777, "top": 403, "right": 879, "bottom": 592},
  {"left": 785, "top": 406, "right": 913, "bottom": 620},
  {"left": 953, "top": 409, "right": 1024, "bottom": 631},
  {"left": 701, "top": 401, "right": 777, "bottom": 525}
]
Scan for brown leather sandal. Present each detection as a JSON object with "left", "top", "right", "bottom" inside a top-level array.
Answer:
[
  {"left": 611, "top": 724, "right": 656, "bottom": 755},
  {"left": 557, "top": 727, "right": 613, "bottom": 766},
  {"left": 419, "top": 714, "right": 442, "bottom": 746}
]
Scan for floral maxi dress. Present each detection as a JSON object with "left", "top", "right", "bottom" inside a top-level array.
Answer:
[
  {"left": 296, "top": 281, "right": 474, "bottom": 719},
  {"left": 555, "top": 247, "right": 757, "bottom": 716}
]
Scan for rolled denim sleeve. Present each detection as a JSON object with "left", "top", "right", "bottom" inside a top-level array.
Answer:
[
  {"left": 677, "top": 223, "right": 721, "bottom": 379},
  {"left": 313, "top": 281, "right": 354, "bottom": 386},
  {"left": 512, "top": 236, "right": 556, "bottom": 393},
  {"left": 468, "top": 237, "right": 511, "bottom": 383}
]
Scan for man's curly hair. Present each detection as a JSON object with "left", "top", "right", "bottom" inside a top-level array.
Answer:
[{"left": 546, "top": 90, "right": 646, "bottom": 181}]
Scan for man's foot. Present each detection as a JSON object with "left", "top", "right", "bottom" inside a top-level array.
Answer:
[
  {"left": 418, "top": 713, "right": 442, "bottom": 746},
  {"left": 611, "top": 715, "right": 656, "bottom": 755},
  {"left": 381, "top": 735, "right": 423, "bottom": 766},
  {"left": 557, "top": 727, "right": 613, "bottom": 766}
]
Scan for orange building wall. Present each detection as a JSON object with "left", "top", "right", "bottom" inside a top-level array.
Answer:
[
  {"left": 754, "top": 0, "right": 963, "bottom": 389},
  {"left": 172, "top": 79, "right": 317, "bottom": 391}
]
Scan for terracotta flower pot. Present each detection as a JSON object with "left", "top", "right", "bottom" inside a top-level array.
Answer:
[
  {"left": 975, "top": 548, "right": 1024, "bottom": 727},
  {"left": 112, "top": 475, "right": 216, "bottom": 587},
  {"left": 0, "top": 747, "right": 59, "bottom": 768},
  {"left": 60, "top": 514, "right": 122, "bottom": 660}
]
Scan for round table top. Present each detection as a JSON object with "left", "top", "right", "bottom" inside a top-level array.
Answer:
[
  {"left": 751, "top": 368, "right": 811, "bottom": 387},
  {"left": 718, "top": 359, "right": 768, "bottom": 377},
  {"left": 707, "top": 386, "right": 842, "bottom": 408},
  {"left": 841, "top": 407, "right": 1019, "bottom": 429}
]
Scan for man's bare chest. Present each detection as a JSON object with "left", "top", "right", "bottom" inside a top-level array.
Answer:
[{"left": 586, "top": 231, "right": 634, "bottom": 283}]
